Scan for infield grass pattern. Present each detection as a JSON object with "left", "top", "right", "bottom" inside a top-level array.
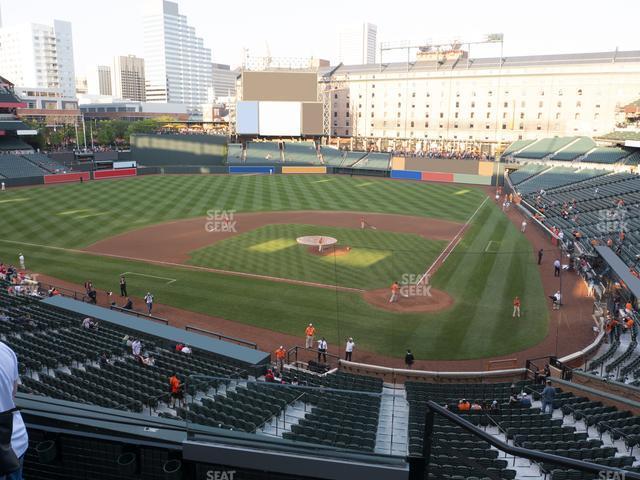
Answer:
[{"left": 0, "top": 175, "right": 548, "bottom": 360}]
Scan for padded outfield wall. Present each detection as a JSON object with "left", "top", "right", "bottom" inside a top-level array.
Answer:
[
  {"left": 391, "top": 157, "right": 498, "bottom": 186},
  {"left": 131, "top": 134, "right": 227, "bottom": 166}
]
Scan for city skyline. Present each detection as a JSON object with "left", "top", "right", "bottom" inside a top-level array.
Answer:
[{"left": 1, "top": 0, "right": 639, "bottom": 78}]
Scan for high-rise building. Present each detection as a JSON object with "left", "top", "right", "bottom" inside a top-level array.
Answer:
[
  {"left": 211, "top": 63, "right": 237, "bottom": 101},
  {"left": 338, "top": 23, "right": 377, "bottom": 65},
  {"left": 88, "top": 65, "right": 112, "bottom": 96},
  {"left": 112, "top": 55, "right": 146, "bottom": 102},
  {"left": 75, "top": 76, "right": 88, "bottom": 95},
  {"left": 0, "top": 19, "right": 76, "bottom": 98},
  {"left": 143, "top": 0, "right": 213, "bottom": 115}
]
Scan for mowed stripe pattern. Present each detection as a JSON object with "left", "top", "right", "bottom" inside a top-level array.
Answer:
[
  {"left": 0, "top": 176, "right": 548, "bottom": 360},
  {"left": 188, "top": 224, "right": 446, "bottom": 290},
  {"left": 0, "top": 175, "right": 484, "bottom": 248}
]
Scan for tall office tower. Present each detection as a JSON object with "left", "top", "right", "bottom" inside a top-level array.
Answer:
[
  {"left": 338, "top": 22, "right": 377, "bottom": 65},
  {"left": 112, "top": 55, "right": 146, "bottom": 101},
  {"left": 88, "top": 65, "right": 112, "bottom": 96},
  {"left": 0, "top": 19, "right": 76, "bottom": 98},
  {"left": 143, "top": 0, "right": 213, "bottom": 115}
]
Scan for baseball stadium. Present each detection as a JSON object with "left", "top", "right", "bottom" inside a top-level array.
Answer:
[{"left": 2, "top": 24, "right": 640, "bottom": 480}]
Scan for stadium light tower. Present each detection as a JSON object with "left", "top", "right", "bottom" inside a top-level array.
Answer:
[{"left": 379, "top": 33, "right": 504, "bottom": 69}]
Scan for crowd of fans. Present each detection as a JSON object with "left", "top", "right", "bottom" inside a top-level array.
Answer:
[
  {"left": 403, "top": 148, "right": 495, "bottom": 161},
  {"left": 605, "top": 298, "right": 637, "bottom": 342}
]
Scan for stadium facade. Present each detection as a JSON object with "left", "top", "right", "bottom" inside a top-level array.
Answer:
[{"left": 321, "top": 50, "right": 640, "bottom": 145}]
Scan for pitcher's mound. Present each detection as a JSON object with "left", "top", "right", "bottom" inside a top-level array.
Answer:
[
  {"left": 363, "top": 287, "right": 454, "bottom": 313},
  {"left": 306, "top": 245, "right": 352, "bottom": 257}
]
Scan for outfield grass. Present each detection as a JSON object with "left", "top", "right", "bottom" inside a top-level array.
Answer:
[
  {"left": 187, "top": 224, "right": 445, "bottom": 289},
  {"left": 0, "top": 175, "right": 484, "bottom": 248},
  {"left": 0, "top": 175, "right": 548, "bottom": 360}
]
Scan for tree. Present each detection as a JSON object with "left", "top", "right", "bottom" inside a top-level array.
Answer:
[
  {"left": 127, "top": 119, "right": 160, "bottom": 136},
  {"left": 96, "top": 122, "right": 116, "bottom": 146},
  {"left": 22, "top": 120, "right": 45, "bottom": 150}
]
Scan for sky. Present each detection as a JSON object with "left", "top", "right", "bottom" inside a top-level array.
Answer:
[{"left": 2, "top": 0, "right": 639, "bottom": 77}]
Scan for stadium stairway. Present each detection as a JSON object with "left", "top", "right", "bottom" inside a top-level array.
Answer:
[{"left": 374, "top": 386, "right": 409, "bottom": 456}]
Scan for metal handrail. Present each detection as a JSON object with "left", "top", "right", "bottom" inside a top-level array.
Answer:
[
  {"left": 38, "top": 282, "right": 88, "bottom": 302},
  {"left": 109, "top": 305, "right": 169, "bottom": 325},
  {"left": 286, "top": 345, "right": 341, "bottom": 366},
  {"left": 185, "top": 325, "right": 257, "bottom": 349},
  {"left": 408, "top": 400, "right": 640, "bottom": 480}
]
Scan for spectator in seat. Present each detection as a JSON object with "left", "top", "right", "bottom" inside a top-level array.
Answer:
[
  {"left": 0, "top": 341, "right": 28, "bottom": 480},
  {"left": 81, "top": 317, "right": 98, "bottom": 330},
  {"left": 625, "top": 317, "right": 634, "bottom": 331},
  {"left": 131, "top": 339, "right": 142, "bottom": 358},
  {"left": 141, "top": 353, "right": 155, "bottom": 367},
  {"left": 457, "top": 399, "right": 471, "bottom": 411},
  {"left": 489, "top": 400, "right": 500, "bottom": 413},
  {"left": 99, "top": 352, "right": 111, "bottom": 366},
  {"left": 470, "top": 401, "right": 483, "bottom": 411},
  {"left": 264, "top": 369, "right": 275, "bottom": 383},
  {"left": 519, "top": 392, "right": 532, "bottom": 407},
  {"left": 541, "top": 380, "right": 556, "bottom": 414},
  {"left": 180, "top": 345, "right": 192, "bottom": 354}
]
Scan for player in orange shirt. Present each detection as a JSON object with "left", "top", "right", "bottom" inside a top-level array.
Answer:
[
  {"left": 389, "top": 281, "right": 400, "bottom": 303},
  {"left": 275, "top": 345, "right": 286, "bottom": 370},
  {"left": 169, "top": 373, "right": 182, "bottom": 408},
  {"left": 513, "top": 296, "right": 521, "bottom": 318},
  {"left": 305, "top": 323, "right": 316, "bottom": 349}
]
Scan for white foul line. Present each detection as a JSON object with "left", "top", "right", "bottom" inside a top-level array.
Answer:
[
  {"left": 0, "top": 238, "right": 364, "bottom": 293},
  {"left": 417, "top": 195, "right": 490, "bottom": 285},
  {"left": 120, "top": 271, "right": 177, "bottom": 285},
  {"left": 484, "top": 240, "right": 499, "bottom": 253}
]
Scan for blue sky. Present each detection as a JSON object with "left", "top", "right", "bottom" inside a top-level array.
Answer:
[{"left": 2, "top": 0, "right": 639, "bottom": 75}]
